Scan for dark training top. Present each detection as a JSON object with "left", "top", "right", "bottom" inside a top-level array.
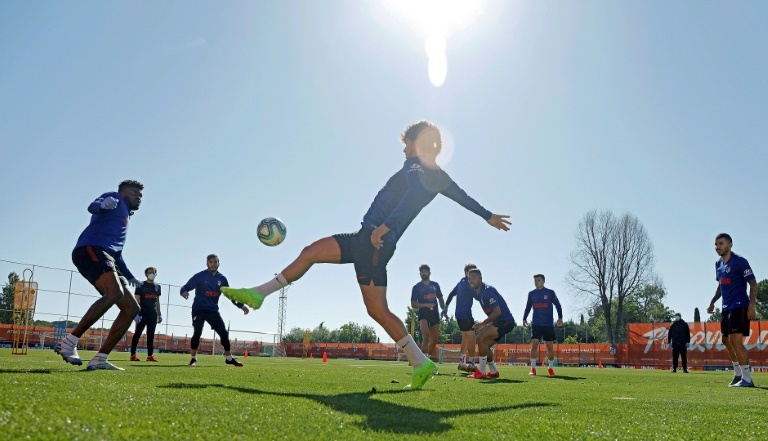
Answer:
[{"left": 180, "top": 270, "right": 243, "bottom": 313}]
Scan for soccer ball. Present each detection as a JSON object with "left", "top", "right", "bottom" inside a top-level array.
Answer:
[{"left": 257, "top": 217, "right": 287, "bottom": 246}]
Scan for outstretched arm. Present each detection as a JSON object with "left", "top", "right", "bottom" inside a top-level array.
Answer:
[{"left": 440, "top": 179, "right": 510, "bottom": 231}]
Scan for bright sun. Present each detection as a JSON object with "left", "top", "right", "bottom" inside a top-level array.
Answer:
[{"left": 385, "top": 0, "right": 486, "bottom": 87}]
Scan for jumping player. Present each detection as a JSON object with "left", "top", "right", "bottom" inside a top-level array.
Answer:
[
  {"left": 130, "top": 266, "right": 162, "bottom": 362},
  {"left": 55, "top": 180, "right": 144, "bottom": 370},
  {"left": 707, "top": 233, "right": 758, "bottom": 387},
  {"left": 522, "top": 274, "right": 563, "bottom": 377},
  {"left": 410, "top": 264, "right": 445, "bottom": 359},
  {"left": 222, "top": 121, "right": 510, "bottom": 389},
  {"left": 465, "top": 268, "right": 516, "bottom": 379},
  {"left": 181, "top": 254, "right": 249, "bottom": 367},
  {"left": 442, "top": 263, "right": 479, "bottom": 372}
]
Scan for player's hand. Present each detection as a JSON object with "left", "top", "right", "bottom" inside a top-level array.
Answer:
[
  {"left": 706, "top": 303, "right": 714, "bottom": 314},
  {"left": 134, "top": 315, "right": 142, "bottom": 324},
  {"left": 440, "top": 310, "right": 448, "bottom": 320},
  {"left": 748, "top": 304, "right": 756, "bottom": 320},
  {"left": 370, "top": 224, "right": 389, "bottom": 250},
  {"left": 523, "top": 320, "right": 528, "bottom": 328},
  {"left": 100, "top": 196, "right": 119, "bottom": 210},
  {"left": 181, "top": 292, "right": 189, "bottom": 300},
  {"left": 556, "top": 319, "right": 563, "bottom": 327},
  {"left": 157, "top": 316, "right": 163, "bottom": 324},
  {"left": 486, "top": 214, "right": 511, "bottom": 231},
  {"left": 128, "top": 278, "right": 141, "bottom": 288},
  {"left": 472, "top": 323, "right": 484, "bottom": 331},
  {"left": 428, "top": 304, "right": 434, "bottom": 310},
  {"left": 242, "top": 306, "right": 250, "bottom": 315}
]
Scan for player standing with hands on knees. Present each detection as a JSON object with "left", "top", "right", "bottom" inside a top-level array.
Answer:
[
  {"left": 55, "top": 180, "right": 144, "bottom": 370},
  {"left": 708, "top": 233, "right": 758, "bottom": 387},
  {"left": 222, "top": 121, "right": 511, "bottom": 389},
  {"left": 522, "top": 274, "right": 563, "bottom": 377},
  {"left": 130, "top": 266, "right": 162, "bottom": 362}
]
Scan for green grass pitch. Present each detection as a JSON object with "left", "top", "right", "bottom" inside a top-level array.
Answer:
[{"left": 1, "top": 349, "right": 767, "bottom": 440}]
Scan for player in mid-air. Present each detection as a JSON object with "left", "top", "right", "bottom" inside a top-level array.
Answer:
[
  {"left": 181, "top": 254, "right": 249, "bottom": 367},
  {"left": 55, "top": 180, "right": 144, "bottom": 370},
  {"left": 442, "top": 263, "right": 479, "bottom": 372},
  {"left": 707, "top": 233, "right": 758, "bottom": 387},
  {"left": 522, "top": 274, "right": 563, "bottom": 377},
  {"left": 222, "top": 120, "right": 510, "bottom": 389},
  {"left": 130, "top": 266, "right": 162, "bottom": 362},
  {"left": 465, "top": 268, "right": 516, "bottom": 379},
  {"left": 410, "top": 264, "right": 445, "bottom": 359}
]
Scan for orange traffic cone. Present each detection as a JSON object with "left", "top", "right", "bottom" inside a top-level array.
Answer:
[
  {"left": 322, "top": 352, "right": 328, "bottom": 363},
  {"left": 598, "top": 360, "right": 603, "bottom": 369},
  {"left": 244, "top": 349, "right": 249, "bottom": 358}
]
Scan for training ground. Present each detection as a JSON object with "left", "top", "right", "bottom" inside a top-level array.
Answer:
[{"left": 1, "top": 349, "right": 767, "bottom": 440}]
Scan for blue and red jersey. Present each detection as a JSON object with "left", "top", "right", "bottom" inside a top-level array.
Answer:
[
  {"left": 445, "top": 277, "right": 478, "bottom": 320},
  {"left": 476, "top": 284, "right": 515, "bottom": 324},
  {"left": 361, "top": 158, "right": 492, "bottom": 244},
  {"left": 180, "top": 270, "right": 242, "bottom": 313},
  {"left": 411, "top": 281, "right": 443, "bottom": 313},
  {"left": 716, "top": 253, "right": 755, "bottom": 312},
  {"left": 523, "top": 288, "right": 563, "bottom": 326},
  {"left": 74, "top": 191, "right": 135, "bottom": 279}
]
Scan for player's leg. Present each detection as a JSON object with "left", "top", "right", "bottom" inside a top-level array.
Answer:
[
  {"left": 720, "top": 312, "right": 742, "bottom": 385},
  {"left": 468, "top": 327, "right": 497, "bottom": 378},
  {"left": 427, "top": 321, "right": 440, "bottom": 358},
  {"left": 145, "top": 318, "right": 157, "bottom": 361},
  {"left": 671, "top": 345, "right": 679, "bottom": 372},
  {"left": 130, "top": 320, "right": 148, "bottom": 360},
  {"left": 87, "top": 285, "right": 139, "bottom": 370},
  {"left": 206, "top": 312, "right": 243, "bottom": 366},
  {"left": 529, "top": 333, "right": 541, "bottom": 375},
  {"left": 221, "top": 236, "right": 342, "bottom": 309},
  {"left": 189, "top": 312, "right": 206, "bottom": 366},
  {"left": 418, "top": 318, "right": 431, "bottom": 354},
  {"left": 729, "top": 333, "right": 753, "bottom": 386},
  {"left": 681, "top": 345, "right": 688, "bottom": 373},
  {"left": 544, "top": 336, "right": 556, "bottom": 377}
]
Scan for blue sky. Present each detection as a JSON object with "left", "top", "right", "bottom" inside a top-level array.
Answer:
[{"left": 1, "top": 1, "right": 766, "bottom": 344}]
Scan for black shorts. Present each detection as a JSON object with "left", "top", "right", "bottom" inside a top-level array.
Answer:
[
  {"left": 721, "top": 307, "right": 750, "bottom": 337},
  {"left": 531, "top": 325, "right": 556, "bottom": 342},
  {"left": 72, "top": 246, "right": 129, "bottom": 288},
  {"left": 418, "top": 308, "right": 440, "bottom": 327},
  {"left": 493, "top": 321, "right": 516, "bottom": 343},
  {"left": 333, "top": 228, "right": 396, "bottom": 287},
  {"left": 457, "top": 318, "right": 475, "bottom": 332}
]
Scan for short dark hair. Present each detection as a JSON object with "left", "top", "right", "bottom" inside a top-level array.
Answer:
[
  {"left": 534, "top": 274, "right": 545, "bottom": 282},
  {"left": 716, "top": 233, "right": 732, "bottom": 243},
  {"left": 468, "top": 268, "right": 482, "bottom": 277},
  {"left": 464, "top": 263, "right": 477, "bottom": 273},
  {"left": 207, "top": 254, "right": 219, "bottom": 261},
  {"left": 419, "top": 264, "right": 430, "bottom": 272},
  {"left": 118, "top": 180, "right": 144, "bottom": 192},
  {"left": 144, "top": 267, "right": 157, "bottom": 275},
  {"left": 400, "top": 120, "right": 440, "bottom": 143}
]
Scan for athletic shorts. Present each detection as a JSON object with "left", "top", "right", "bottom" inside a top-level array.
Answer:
[
  {"left": 721, "top": 307, "right": 750, "bottom": 337},
  {"left": 72, "top": 246, "right": 129, "bottom": 288},
  {"left": 493, "top": 320, "right": 516, "bottom": 343},
  {"left": 333, "top": 227, "right": 396, "bottom": 287},
  {"left": 457, "top": 318, "right": 475, "bottom": 332},
  {"left": 531, "top": 325, "right": 556, "bottom": 342},
  {"left": 418, "top": 308, "right": 440, "bottom": 327}
]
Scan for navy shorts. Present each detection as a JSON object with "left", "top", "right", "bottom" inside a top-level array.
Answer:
[
  {"left": 72, "top": 246, "right": 129, "bottom": 289},
  {"left": 721, "top": 307, "right": 750, "bottom": 337},
  {"left": 531, "top": 325, "right": 556, "bottom": 342},
  {"left": 418, "top": 308, "right": 440, "bottom": 327},
  {"left": 457, "top": 318, "right": 475, "bottom": 332},
  {"left": 493, "top": 321, "right": 516, "bottom": 343},
  {"left": 333, "top": 228, "right": 396, "bottom": 287}
]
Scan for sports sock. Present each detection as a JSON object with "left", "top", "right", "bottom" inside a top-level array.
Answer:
[
  {"left": 459, "top": 354, "right": 466, "bottom": 364},
  {"left": 741, "top": 365, "right": 752, "bottom": 382},
  {"left": 64, "top": 334, "right": 79, "bottom": 346},
  {"left": 398, "top": 335, "right": 426, "bottom": 368},
  {"left": 226, "top": 355, "right": 233, "bottom": 361},
  {"left": 90, "top": 353, "right": 108, "bottom": 363},
  {"left": 191, "top": 356, "right": 197, "bottom": 361},
  {"left": 733, "top": 362, "right": 742, "bottom": 376},
  {"left": 488, "top": 361, "right": 498, "bottom": 374},
  {"left": 531, "top": 359, "right": 537, "bottom": 368},
  {"left": 253, "top": 273, "right": 289, "bottom": 297},
  {"left": 548, "top": 358, "right": 554, "bottom": 368},
  {"left": 478, "top": 356, "right": 487, "bottom": 374}
]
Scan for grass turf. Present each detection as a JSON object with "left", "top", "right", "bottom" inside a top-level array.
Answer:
[{"left": 1, "top": 349, "right": 767, "bottom": 440}]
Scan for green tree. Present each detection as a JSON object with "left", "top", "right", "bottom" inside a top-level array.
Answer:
[
  {"left": 441, "top": 317, "right": 461, "bottom": 344},
  {"left": 358, "top": 325, "right": 378, "bottom": 343},
  {"left": 756, "top": 279, "right": 768, "bottom": 320},
  {"left": 707, "top": 308, "right": 722, "bottom": 323},
  {"left": 311, "top": 322, "right": 331, "bottom": 343},
  {"left": 282, "top": 327, "right": 309, "bottom": 343},
  {"left": 403, "top": 307, "right": 421, "bottom": 343},
  {"left": 693, "top": 308, "right": 701, "bottom": 323},
  {"left": 0, "top": 272, "right": 20, "bottom": 324}
]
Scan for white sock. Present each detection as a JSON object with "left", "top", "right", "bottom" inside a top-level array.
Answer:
[
  {"left": 742, "top": 365, "right": 752, "bottom": 382},
  {"left": 469, "top": 357, "right": 476, "bottom": 365},
  {"left": 733, "top": 362, "right": 742, "bottom": 376},
  {"left": 398, "top": 335, "right": 426, "bottom": 367},
  {"left": 548, "top": 358, "right": 554, "bottom": 368},
  {"left": 479, "top": 356, "right": 487, "bottom": 374},
  {"left": 64, "top": 334, "right": 79, "bottom": 346},
  {"left": 191, "top": 355, "right": 197, "bottom": 360},
  {"left": 89, "top": 353, "right": 108, "bottom": 364},
  {"left": 226, "top": 355, "right": 233, "bottom": 361},
  {"left": 459, "top": 354, "right": 466, "bottom": 364},
  {"left": 488, "top": 361, "right": 497, "bottom": 374},
  {"left": 531, "top": 359, "right": 537, "bottom": 368},
  {"left": 253, "top": 273, "right": 288, "bottom": 297}
]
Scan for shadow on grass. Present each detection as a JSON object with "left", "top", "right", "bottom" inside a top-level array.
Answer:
[
  {"left": 0, "top": 368, "right": 51, "bottom": 374},
  {"left": 545, "top": 375, "right": 586, "bottom": 381},
  {"left": 159, "top": 382, "right": 555, "bottom": 434},
  {"left": 475, "top": 378, "right": 525, "bottom": 384}
]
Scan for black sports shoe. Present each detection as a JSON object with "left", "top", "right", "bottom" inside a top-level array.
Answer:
[
  {"left": 189, "top": 358, "right": 197, "bottom": 367},
  {"left": 225, "top": 357, "right": 243, "bottom": 367}
]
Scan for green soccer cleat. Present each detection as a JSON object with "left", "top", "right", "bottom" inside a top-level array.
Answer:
[
  {"left": 406, "top": 359, "right": 438, "bottom": 390},
  {"left": 220, "top": 287, "right": 265, "bottom": 310}
]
